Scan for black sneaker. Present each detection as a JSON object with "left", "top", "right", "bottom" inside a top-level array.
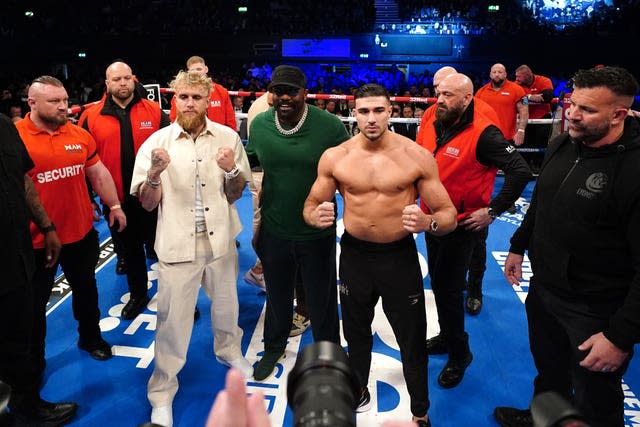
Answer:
[
  {"left": 493, "top": 406, "right": 533, "bottom": 427},
  {"left": 355, "top": 387, "right": 372, "bottom": 413},
  {"left": 426, "top": 334, "right": 448, "bottom": 355},
  {"left": 438, "top": 352, "right": 473, "bottom": 388}
]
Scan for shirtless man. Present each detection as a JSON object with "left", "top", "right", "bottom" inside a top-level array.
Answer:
[{"left": 303, "top": 83, "right": 457, "bottom": 427}]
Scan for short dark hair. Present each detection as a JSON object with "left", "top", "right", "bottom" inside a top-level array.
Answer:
[
  {"left": 31, "top": 75, "right": 63, "bottom": 87},
  {"left": 354, "top": 83, "right": 390, "bottom": 102},
  {"left": 572, "top": 66, "right": 639, "bottom": 102}
]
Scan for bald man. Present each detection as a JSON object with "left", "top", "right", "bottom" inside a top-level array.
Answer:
[
  {"left": 416, "top": 73, "right": 531, "bottom": 388},
  {"left": 79, "top": 62, "right": 170, "bottom": 320},
  {"left": 418, "top": 67, "right": 503, "bottom": 316},
  {"left": 433, "top": 66, "right": 457, "bottom": 93},
  {"left": 476, "top": 63, "right": 529, "bottom": 146},
  {"left": 419, "top": 66, "right": 501, "bottom": 130}
]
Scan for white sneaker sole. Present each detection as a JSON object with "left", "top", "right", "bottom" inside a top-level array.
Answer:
[{"left": 216, "top": 356, "right": 254, "bottom": 379}]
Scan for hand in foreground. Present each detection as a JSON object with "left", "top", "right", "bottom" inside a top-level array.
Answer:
[
  {"left": 207, "top": 369, "right": 270, "bottom": 427},
  {"left": 578, "top": 332, "right": 629, "bottom": 373},
  {"left": 503, "top": 252, "right": 524, "bottom": 286}
]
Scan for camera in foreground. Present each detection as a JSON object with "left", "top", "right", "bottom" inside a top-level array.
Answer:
[{"left": 287, "top": 341, "right": 359, "bottom": 427}]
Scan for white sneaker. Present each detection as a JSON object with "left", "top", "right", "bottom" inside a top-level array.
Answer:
[
  {"left": 289, "top": 312, "right": 311, "bottom": 337},
  {"left": 151, "top": 405, "right": 173, "bottom": 427},
  {"left": 243, "top": 269, "right": 266, "bottom": 291},
  {"left": 216, "top": 356, "right": 254, "bottom": 379}
]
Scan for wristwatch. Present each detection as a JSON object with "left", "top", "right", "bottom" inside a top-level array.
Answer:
[
  {"left": 40, "top": 222, "right": 56, "bottom": 234},
  {"left": 487, "top": 207, "right": 498, "bottom": 220},
  {"left": 429, "top": 218, "right": 438, "bottom": 233}
]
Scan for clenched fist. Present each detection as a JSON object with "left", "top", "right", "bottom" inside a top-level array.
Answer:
[
  {"left": 149, "top": 148, "right": 170, "bottom": 178},
  {"left": 311, "top": 201, "right": 335, "bottom": 229},
  {"left": 216, "top": 146, "right": 236, "bottom": 172},
  {"left": 402, "top": 204, "right": 429, "bottom": 233}
]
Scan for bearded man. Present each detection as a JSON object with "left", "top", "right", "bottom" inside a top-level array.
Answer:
[
  {"left": 416, "top": 73, "right": 531, "bottom": 389},
  {"left": 476, "top": 63, "right": 529, "bottom": 146},
  {"left": 79, "top": 61, "right": 170, "bottom": 320},
  {"left": 495, "top": 66, "right": 640, "bottom": 427},
  {"left": 131, "top": 70, "right": 253, "bottom": 427},
  {"left": 16, "top": 75, "right": 126, "bottom": 369}
]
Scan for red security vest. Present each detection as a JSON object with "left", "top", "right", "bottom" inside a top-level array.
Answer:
[
  {"left": 418, "top": 110, "right": 498, "bottom": 221},
  {"left": 80, "top": 98, "right": 162, "bottom": 200}
]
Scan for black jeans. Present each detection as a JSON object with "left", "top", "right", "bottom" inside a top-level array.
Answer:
[
  {"left": 340, "top": 231, "right": 429, "bottom": 418},
  {"left": 104, "top": 196, "right": 156, "bottom": 299},
  {"left": 256, "top": 226, "right": 339, "bottom": 354},
  {"left": 526, "top": 283, "right": 631, "bottom": 427},
  {"left": 425, "top": 226, "right": 484, "bottom": 358},
  {"left": 31, "top": 228, "right": 102, "bottom": 379},
  {"left": 0, "top": 282, "right": 40, "bottom": 407}
]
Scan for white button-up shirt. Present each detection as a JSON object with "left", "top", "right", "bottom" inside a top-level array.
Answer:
[{"left": 131, "top": 118, "right": 251, "bottom": 263}]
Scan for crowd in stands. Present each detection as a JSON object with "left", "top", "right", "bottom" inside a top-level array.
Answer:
[
  {"left": 390, "top": 0, "right": 640, "bottom": 36},
  {"left": 1, "top": 60, "right": 577, "bottom": 124},
  {"left": 5, "top": 0, "right": 638, "bottom": 43}
]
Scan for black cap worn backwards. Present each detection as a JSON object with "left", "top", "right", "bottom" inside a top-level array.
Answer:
[{"left": 269, "top": 65, "right": 307, "bottom": 89}]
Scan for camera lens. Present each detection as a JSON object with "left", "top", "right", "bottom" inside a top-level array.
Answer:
[{"left": 287, "top": 341, "right": 358, "bottom": 427}]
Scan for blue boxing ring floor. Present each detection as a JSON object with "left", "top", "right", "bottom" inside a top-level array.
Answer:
[{"left": 40, "top": 177, "right": 640, "bottom": 426}]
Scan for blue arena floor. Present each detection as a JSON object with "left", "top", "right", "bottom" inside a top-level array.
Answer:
[{"left": 41, "top": 178, "right": 640, "bottom": 426}]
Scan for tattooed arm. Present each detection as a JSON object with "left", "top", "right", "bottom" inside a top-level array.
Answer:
[
  {"left": 24, "top": 176, "right": 61, "bottom": 267},
  {"left": 216, "top": 146, "right": 246, "bottom": 204},
  {"left": 139, "top": 147, "right": 170, "bottom": 211},
  {"left": 223, "top": 173, "right": 246, "bottom": 204}
]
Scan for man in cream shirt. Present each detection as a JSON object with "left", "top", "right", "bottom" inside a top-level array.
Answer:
[{"left": 131, "top": 70, "right": 252, "bottom": 427}]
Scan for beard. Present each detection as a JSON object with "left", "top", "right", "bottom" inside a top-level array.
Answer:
[
  {"left": 435, "top": 103, "right": 464, "bottom": 127},
  {"left": 176, "top": 110, "right": 206, "bottom": 132},
  {"left": 274, "top": 99, "right": 304, "bottom": 125},
  {"left": 491, "top": 77, "right": 505, "bottom": 87},
  {"left": 569, "top": 120, "right": 610, "bottom": 146},
  {"left": 110, "top": 86, "right": 134, "bottom": 102}
]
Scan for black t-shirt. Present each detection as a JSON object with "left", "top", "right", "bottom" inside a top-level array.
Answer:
[{"left": 0, "top": 113, "right": 35, "bottom": 294}]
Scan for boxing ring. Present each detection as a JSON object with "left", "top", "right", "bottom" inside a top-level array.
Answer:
[{"left": 50, "top": 88, "right": 640, "bottom": 426}]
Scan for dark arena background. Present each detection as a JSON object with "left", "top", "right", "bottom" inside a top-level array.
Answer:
[{"left": 3, "top": 0, "right": 640, "bottom": 426}]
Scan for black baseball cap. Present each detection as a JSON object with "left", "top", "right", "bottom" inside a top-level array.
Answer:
[{"left": 269, "top": 65, "right": 307, "bottom": 89}]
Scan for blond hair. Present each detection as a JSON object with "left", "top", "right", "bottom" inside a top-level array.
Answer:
[{"left": 170, "top": 70, "right": 212, "bottom": 94}]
